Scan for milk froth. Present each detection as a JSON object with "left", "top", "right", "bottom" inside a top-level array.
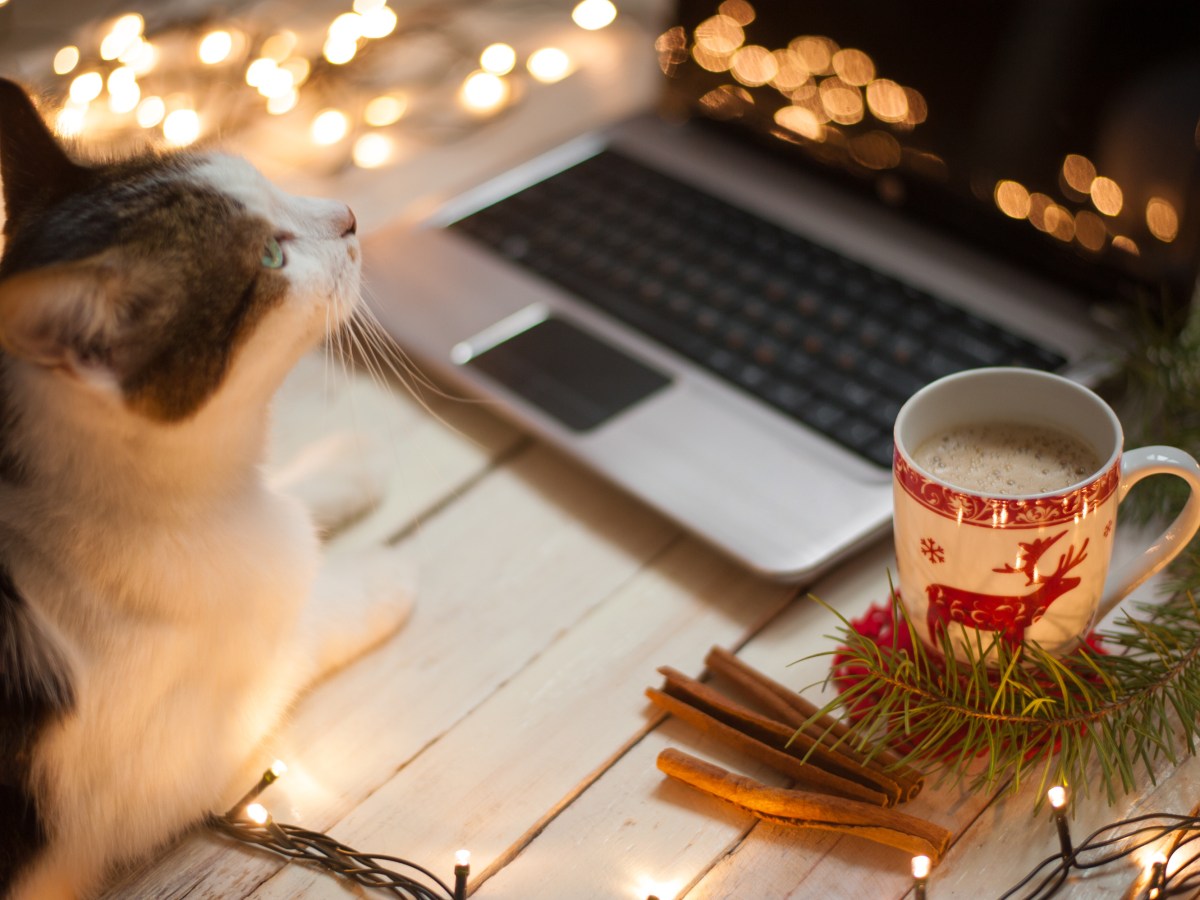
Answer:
[{"left": 912, "top": 421, "right": 1101, "bottom": 495}]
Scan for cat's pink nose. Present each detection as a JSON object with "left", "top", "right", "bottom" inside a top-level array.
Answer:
[{"left": 341, "top": 207, "right": 357, "bottom": 237}]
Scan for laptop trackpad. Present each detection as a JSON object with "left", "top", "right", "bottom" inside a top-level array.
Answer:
[{"left": 464, "top": 315, "right": 671, "bottom": 432}]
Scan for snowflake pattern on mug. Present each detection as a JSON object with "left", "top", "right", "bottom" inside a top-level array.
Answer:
[{"left": 920, "top": 537, "right": 945, "bottom": 564}]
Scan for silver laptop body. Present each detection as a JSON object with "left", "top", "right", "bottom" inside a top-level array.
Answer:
[{"left": 362, "top": 3, "right": 1198, "bottom": 581}]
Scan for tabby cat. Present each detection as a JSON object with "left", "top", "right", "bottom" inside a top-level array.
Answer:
[{"left": 0, "top": 77, "right": 412, "bottom": 898}]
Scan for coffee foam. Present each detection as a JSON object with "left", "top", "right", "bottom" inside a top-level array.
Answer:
[{"left": 912, "top": 421, "right": 1101, "bottom": 496}]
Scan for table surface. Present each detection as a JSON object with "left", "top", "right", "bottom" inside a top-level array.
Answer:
[{"left": 92, "top": 13, "right": 1200, "bottom": 900}]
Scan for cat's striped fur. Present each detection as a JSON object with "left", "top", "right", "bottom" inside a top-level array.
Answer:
[{"left": 0, "top": 77, "right": 410, "bottom": 898}]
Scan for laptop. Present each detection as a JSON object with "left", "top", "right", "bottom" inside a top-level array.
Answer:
[{"left": 362, "top": 0, "right": 1200, "bottom": 582}]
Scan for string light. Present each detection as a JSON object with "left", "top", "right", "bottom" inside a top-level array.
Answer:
[
  {"left": 1047, "top": 786, "right": 1073, "bottom": 859},
  {"left": 1147, "top": 850, "right": 1168, "bottom": 898},
  {"left": 360, "top": 5, "right": 398, "bottom": 40},
  {"left": 54, "top": 102, "right": 87, "bottom": 137},
  {"left": 69, "top": 71, "right": 103, "bottom": 104},
  {"left": 266, "top": 90, "right": 298, "bottom": 115},
  {"left": 479, "top": 42, "right": 517, "bottom": 76},
  {"left": 245, "top": 802, "right": 269, "bottom": 825},
  {"left": 53, "top": 46, "right": 80, "bottom": 76},
  {"left": 527, "top": 47, "right": 571, "bottom": 83},
  {"left": 993, "top": 802, "right": 1200, "bottom": 898},
  {"left": 364, "top": 94, "right": 407, "bottom": 127},
  {"left": 106, "top": 66, "right": 140, "bottom": 113},
  {"left": 459, "top": 70, "right": 509, "bottom": 114},
  {"left": 162, "top": 108, "right": 200, "bottom": 146},
  {"left": 911, "top": 854, "right": 931, "bottom": 900},
  {"left": 214, "top": 763, "right": 469, "bottom": 900},
  {"left": 453, "top": 849, "right": 470, "bottom": 900},
  {"left": 100, "top": 13, "right": 145, "bottom": 61},
  {"left": 572, "top": 0, "right": 617, "bottom": 30},
  {"left": 352, "top": 132, "right": 394, "bottom": 168},
  {"left": 27, "top": 0, "right": 619, "bottom": 162},
  {"left": 136, "top": 95, "right": 165, "bottom": 127},
  {"left": 198, "top": 30, "right": 234, "bottom": 65},
  {"left": 310, "top": 108, "right": 349, "bottom": 145}
]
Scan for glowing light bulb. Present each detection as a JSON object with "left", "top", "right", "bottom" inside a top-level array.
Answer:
[
  {"left": 261, "top": 32, "right": 298, "bottom": 62},
  {"left": 69, "top": 72, "right": 104, "bottom": 104},
  {"left": 360, "top": 5, "right": 397, "bottom": 39},
  {"left": 120, "top": 37, "right": 158, "bottom": 74},
  {"left": 311, "top": 108, "right": 349, "bottom": 145},
  {"left": 281, "top": 57, "right": 311, "bottom": 87},
  {"left": 269, "top": 760, "right": 288, "bottom": 777},
  {"left": 107, "top": 66, "right": 140, "bottom": 113},
  {"left": 266, "top": 90, "right": 298, "bottom": 115},
  {"left": 480, "top": 42, "right": 516, "bottom": 75},
  {"left": 199, "top": 30, "right": 234, "bottom": 65},
  {"left": 53, "top": 46, "right": 80, "bottom": 75},
  {"left": 352, "top": 133, "right": 394, "bottom": 168},
  {"left": 634, "top": 875, "right": 683, "bottom": 899},
  {"left": 911, "top": 855, "right": 931, "bottom": 879},
  {"left": 258, "top": 67, "right": 295, "bottom": 99},
  {"left": 572, "top": 0, "right": 617, "bottom": 30},
  {"left": 458, "top": 71, "right": 509, "bottom": 113},
  {"left": 101, "top": 13, "right": 145, "bottom": 61},
  {"left": 323, "top": 36, "right": 358, "bottom": 65},
  {"left": 136, "top": 95, "right": 165, "bottom": 127},
  {"left": 245, "top": 57, "right": 277, "bottom": 88},
  {"left": 55, "top": 103, "right": 87, "bottom": 137},
  {"left": 364, "top": 94, "right": 407, "bottom": 126},
  {"left": 527, "top": 47, "right": 571, "bottom": 83},
  {"left": 163, "top": 108, "right": 201, "bottom": 146},
  {"left": 245, "top": 802, "right": 269, "bottom": 825},
  {"left": 455, "top": 849, "right": 471, "bottom": 867},
  {"left": 328, "top": 12, "right": 365, "bottom": 41},
  {"left": 1047, "top": 785, "right": 1066, "bottom": 809}
]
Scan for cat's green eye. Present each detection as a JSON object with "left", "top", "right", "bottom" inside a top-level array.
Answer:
[{"left": 261, "top": 237, "right": 285, "bottom": 269}]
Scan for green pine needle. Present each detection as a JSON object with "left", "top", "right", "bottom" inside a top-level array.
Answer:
[{"left": 802, "top": 585, "right": 1200, "bottom": 807}]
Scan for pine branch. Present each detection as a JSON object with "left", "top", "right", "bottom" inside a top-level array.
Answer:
[{"left": 802, "top": 585, "right": 1200, "bottom": 807}]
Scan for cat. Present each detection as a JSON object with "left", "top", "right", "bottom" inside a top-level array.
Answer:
[{"left": 0, "top": 77, "right": 413, "bottom": 898}]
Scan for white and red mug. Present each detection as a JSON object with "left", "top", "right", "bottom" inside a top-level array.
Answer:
[{"left": 893, "top": 367, "right": 1200, "bottom": 661}]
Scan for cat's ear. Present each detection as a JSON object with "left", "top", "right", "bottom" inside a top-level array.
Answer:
[
  {"left": 0, "top": 257, "right": 124, "bottom": 385},
  {"left": 0, "top": 78, "right": 91, "bottom": 233}
]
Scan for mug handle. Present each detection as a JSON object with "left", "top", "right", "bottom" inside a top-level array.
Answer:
[{"left": 1097, "top": 445, "right": 1200, "bottom": 620}]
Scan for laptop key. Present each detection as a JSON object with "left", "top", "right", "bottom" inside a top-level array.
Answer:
[{"left": 449, "top": 149, "right": 1065, "bottom": 468}]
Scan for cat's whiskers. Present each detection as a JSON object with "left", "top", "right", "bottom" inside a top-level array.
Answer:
[{"left": 335, "top": 284, "right": 486, "bottom": 440}]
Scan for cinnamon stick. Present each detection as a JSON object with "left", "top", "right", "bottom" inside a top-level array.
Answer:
[
  {"left": 645, "top": 687, "right": 889, "bottom": 806},
  {"left": 656, "top": 666, "right": 904, "bottom": 806},
  {"left": 704, "top": 646, "right": 924, "bottom": 801},
  {"left": 657, "top": 747, "right": 951, "bottom": 861}
]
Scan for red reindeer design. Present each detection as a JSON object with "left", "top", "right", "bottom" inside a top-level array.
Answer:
[{"left": 925, "top": 530, "right": 1089, "bottom": 647}]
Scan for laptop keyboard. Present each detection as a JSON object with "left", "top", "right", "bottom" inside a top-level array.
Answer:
[{"left": 449, "top": 150, "right": 1065, "bottom": 468}]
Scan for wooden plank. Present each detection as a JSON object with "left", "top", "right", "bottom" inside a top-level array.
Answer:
[
  {"left": 479, "top": 539, "right": 986, "bottom": 898},
  {"left": 104, "top": 433, "right": 677, "bottom": 897},
  {"left": 238, "top": 537, "right": 797, "bottom": 898},
  {"left": 268, "top": 350, "right": 524, "bottom": 544}
]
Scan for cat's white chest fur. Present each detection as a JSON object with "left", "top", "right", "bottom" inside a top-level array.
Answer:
[
  {"left": 22, "top": 486, "right": 317, "bottom": 861},
  {"left": 0, "top": 83, "right": 412, "bottom": 898}
]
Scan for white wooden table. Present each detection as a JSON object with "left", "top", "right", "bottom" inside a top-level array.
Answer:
[{"left": 99, "top": 11, "right": 1200, "bottom": 900}]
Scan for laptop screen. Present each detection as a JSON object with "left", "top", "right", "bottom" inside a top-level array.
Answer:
[{"left": 658, "top": 0, "right": 1200, "bottom": 320}]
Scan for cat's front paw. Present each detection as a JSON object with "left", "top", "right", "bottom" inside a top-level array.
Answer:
[
  {"left": 304, "top": 545, "right": 415, "bottom": 681},
  {"left": 268, "top": 430, "right": 389, "bottom": 536}
]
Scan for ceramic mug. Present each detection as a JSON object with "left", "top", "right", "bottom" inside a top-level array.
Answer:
[{"left": 893, "top": 367, "right": 1200, "bottom": 661}]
